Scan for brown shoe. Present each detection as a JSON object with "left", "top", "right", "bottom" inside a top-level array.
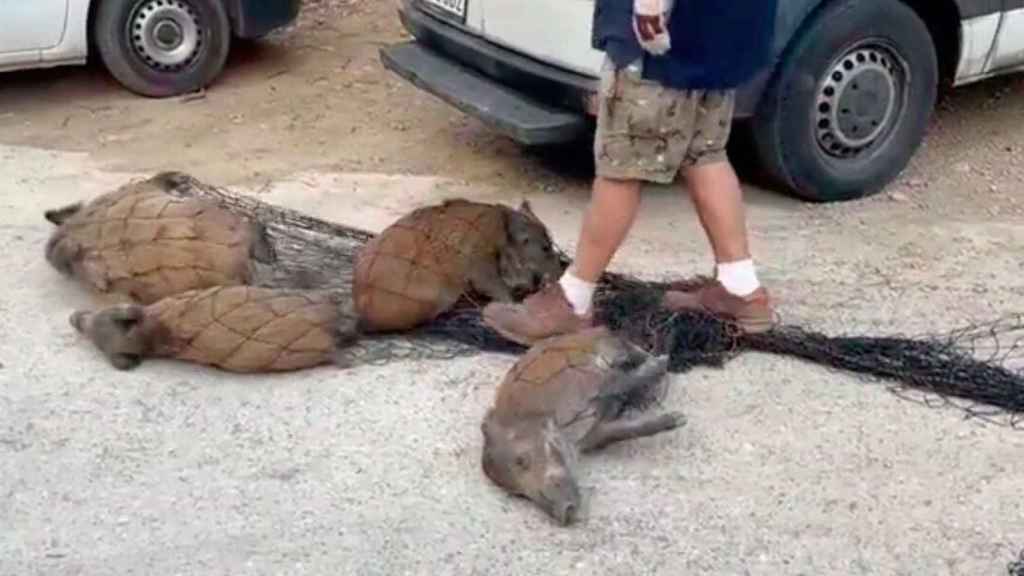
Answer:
[
  {"left": 662, "top": 280, "right": 776, "bottom": 333},
  {"left": 482, "top": 282, "right": 594, "bottom": 346}
]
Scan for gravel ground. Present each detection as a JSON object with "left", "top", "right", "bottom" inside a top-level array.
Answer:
[{"left": 1, "top": 1, "right": 1024, "bottom": 574}]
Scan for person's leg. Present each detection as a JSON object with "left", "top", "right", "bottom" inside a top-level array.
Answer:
[
  {"left": 482, "top": 59, "right": 675, "bottom": 345},
  {"left": 664, "top": 90, "right": 775, "bottom": 332},
  {"left": 558, "top": 175, "right": 642, "bottom": 314},
  {"left": 481, "top": 173, "right": 643, "bottom": 346},
  {"left": 685, "top": 160, "right": 750, "bottom": 265},
  {"left": 683, "top": 160, "right": 762, "bottom": 298}
]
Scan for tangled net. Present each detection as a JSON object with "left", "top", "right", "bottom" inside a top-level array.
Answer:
[
  {"left": 417, "top": 273, "right": 1024, "bottom": 428},
  {"left": 158, "top": 173, "right": 1024, "bottom": 427}
]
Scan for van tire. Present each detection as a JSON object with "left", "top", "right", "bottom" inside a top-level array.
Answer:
[
  {"left": 749, "top": 0, "right": 938, "bottom": 202},
  {"left": 94, "top": 0, "right": 231, "bottom": 98}
]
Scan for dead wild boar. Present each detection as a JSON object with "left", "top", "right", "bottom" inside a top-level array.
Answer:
[
  {"left": 45, "top": 173, "right": 273, "bottom": 304},
  {"left": 69, "top": 285, "right": 357, "bottom": 373},
  {"left": 480, "top": 326, "right": 685, "bottom": 525},
  {"left": 352, "top": 198, "right": 564, "bottom": 333}
]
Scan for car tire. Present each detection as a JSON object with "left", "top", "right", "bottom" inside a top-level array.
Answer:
[
  {"left": 749, "top": 0, "right": 938, "bottom": 202},
  {"left": 93, "top": 0, "right": 231, "bottom": 98}
]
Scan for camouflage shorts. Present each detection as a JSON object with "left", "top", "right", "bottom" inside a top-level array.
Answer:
[{"left": 593, "top": 57, "right": 736, "bottom": 184}]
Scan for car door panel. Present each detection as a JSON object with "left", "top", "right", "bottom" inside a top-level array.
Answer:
[
  {"left": 955, "top": 12, "right": 1002, "bottom": 79},
  {"left": 0, "top": 0, "right": 70, "bottom": 54},
  {"left": 988, "top": 2, "right": 1024, "bottom": 70}
]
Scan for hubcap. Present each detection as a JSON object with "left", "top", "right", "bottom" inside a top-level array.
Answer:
[
  {"left": 815, "top": 44, "right": 905, "bottom": 159},
  {"left": 129, "top": 0, "right": 203, "bottom": 71}
]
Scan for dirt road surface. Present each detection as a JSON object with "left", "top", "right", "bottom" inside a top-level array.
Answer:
[{"left": 2, "top": 1, "right": 1024, "bottom": 574}]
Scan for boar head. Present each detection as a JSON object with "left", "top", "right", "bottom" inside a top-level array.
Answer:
[
  {"left": 498, "top": 201, "right": 565, "bottom": 298},
  {"left": 69, "top": 304, "right": 157, "bottom": 370},
  {"left": 481, "top": 409, "right": 582, "bottom": 525}
]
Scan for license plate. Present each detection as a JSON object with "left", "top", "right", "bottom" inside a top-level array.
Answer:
[{"left": 422, "top": 0, "right": 466, "bottom": 20}]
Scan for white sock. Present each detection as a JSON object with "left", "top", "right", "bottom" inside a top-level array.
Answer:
[
  {"left": 716, "top": 259, "right": 760, "bottom": 297},
  {"left": 558, "top": 269, "right": 597, "bottom": 315}
]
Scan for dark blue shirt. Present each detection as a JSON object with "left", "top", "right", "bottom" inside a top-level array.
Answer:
[{"left": 592, "top": 0, "right": 778, "bottom": 90}]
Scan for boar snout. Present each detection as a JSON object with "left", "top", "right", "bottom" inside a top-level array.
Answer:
[{"left": 541, "top": 473, "right": 582, "bottom": 525}]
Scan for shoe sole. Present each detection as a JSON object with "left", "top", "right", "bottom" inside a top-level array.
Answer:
[
  {"left": 737, "top": 319, "right": 775, "bottom": 334},
  {"left": 487, "top": 322, "right": 540, "bottom": 347},
  {"left": 483, "top": 310, "right": 596, "bottom": 347}
]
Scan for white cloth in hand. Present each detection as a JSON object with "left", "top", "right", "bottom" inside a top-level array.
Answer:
[{"left": 633, "top": 0, "right": 674, "bottom": 55}]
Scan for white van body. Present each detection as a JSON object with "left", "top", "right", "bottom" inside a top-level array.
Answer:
[
  {"left": 0, "top": 0, "right": 89, "bottom": 73},
  {"left": 381, "top": 0, "right": 1024, "bottom": 201},
  {"left": 0, "top": 0, "right": 301, "bottom": 97}
]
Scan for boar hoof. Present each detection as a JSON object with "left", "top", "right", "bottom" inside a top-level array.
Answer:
[{"left": 660, "top": 411, "right": 687, "bottom": 431}]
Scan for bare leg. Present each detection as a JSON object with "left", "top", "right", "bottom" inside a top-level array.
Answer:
[
  {"left": 682, "top": 160, "right": 750, "bottom": 264},
  {"left": 579, "top": 411, "right": 686, "bottom": 453},
  {"left": 569, "top": 176, "right": 643, "bottom": 283},
  {"left": 663, "top": 159, "right": 774, "bottom": 331}
]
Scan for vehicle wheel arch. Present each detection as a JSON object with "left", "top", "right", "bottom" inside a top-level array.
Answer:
[
  {"left": 898, "top": 0, "right": 962, "bottom": 84},
  {"left": 85, "top": 0, "right": 241, "bottom": 49},
  {"left": 742, "top": 0, "right": 954, "bottom": 202},
  {"left": 767, "top": 0, "right": 960, "bottom": 83}
]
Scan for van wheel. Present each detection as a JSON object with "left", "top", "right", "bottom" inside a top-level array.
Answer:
[
  {"left": 93, "top": 0, "right": 231, "bottom": 98},
  {"left": 749, "top": 0, "right": 938, "bottom": 202}
]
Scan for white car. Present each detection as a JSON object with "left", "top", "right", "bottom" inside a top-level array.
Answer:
[
  {"left": 0, "top": 0, "right": 301, "bottom": 97},
  {"left": 381, "top": 0, "right": 1024, "bottom": 202}
]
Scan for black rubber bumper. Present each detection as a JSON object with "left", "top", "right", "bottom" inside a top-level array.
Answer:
[
  {"left": 380, "top": 0, "right": 768, "bottom": 144},
  {"left": 380, "top": 41, "right": 591, "bottom": 146}
]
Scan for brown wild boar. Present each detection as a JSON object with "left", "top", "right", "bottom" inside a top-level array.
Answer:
[
  {"left": 69, "top": 285, "right": 357, "bottom": 372},
  {"left": 352, "top": 198, "right": 564, "bottom": 333},
  {"left": 45, "top": 173, "right": 273, "bottom": 304},
  {"left": 480, "top": 326, "right": 685, "bottom": 525}
]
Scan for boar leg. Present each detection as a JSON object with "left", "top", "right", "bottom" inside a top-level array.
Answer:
[
  {"left": 467, "top": 261, "right": 515, "bottom": 302},
  {"left": 595, "top": 353, "right": 670, "bottom": 414},
  {"left": 578, "top": 411, "right": 686, "bottom": 453}
]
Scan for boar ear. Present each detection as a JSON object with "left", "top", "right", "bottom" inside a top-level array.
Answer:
[
  {"left": 518, "top": 199, "right": 538, "bottom": 221},
  {"left": 44, "top": 202, "right": 82, "bottom": 226},
  {"left": 248, "top": 222, "right": 276, "bottom": 264},
  {"left": 501, "top": 207, "right": 520, "bottom": 246},
  {"left": 151, "top": 171, "right": 190, "bottom": 193}
]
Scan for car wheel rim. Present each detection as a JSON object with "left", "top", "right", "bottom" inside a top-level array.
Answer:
[
  {"left": 814, "top": 42, "right": 907, "bottom": 160},
  {"left": 129, "top": 0, "right": 203, "bottom": 72}
]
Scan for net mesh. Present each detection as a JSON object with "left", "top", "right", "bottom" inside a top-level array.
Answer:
[
  {"left": 401, "top": 262, "right": 1024, "bottom": 428},
  {"left": 147, "top": 285, "right": 349, "bottom": 373},
  {"left": 489, "top": 327, "right": 670, "bottom": 429},
  {"left": 1009, "top": 549, "right": 1024, "bottom": 576},
  {"left": 45, "top": 178, "right": 258, "bottom": 303},
  {"left": 351, "top": 199, "right": 508, "bottom": 332},
  {"left": 76, "top": 172, "right": 1024, "bottom": 427}
]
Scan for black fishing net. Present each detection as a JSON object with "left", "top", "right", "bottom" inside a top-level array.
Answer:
[
  {"left": 129, "top": 172, "right": 1024, "bottom": 427},
  {"left": 421, "top": 282, "right": 1024, "bottom": 428},
  {"left": 1009, "top": 548, "right": 1024, "bottom": 576}
]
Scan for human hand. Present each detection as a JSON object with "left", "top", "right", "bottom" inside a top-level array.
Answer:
[{"left": 633, "top": 0, "right": 672, "bottom": 55}]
